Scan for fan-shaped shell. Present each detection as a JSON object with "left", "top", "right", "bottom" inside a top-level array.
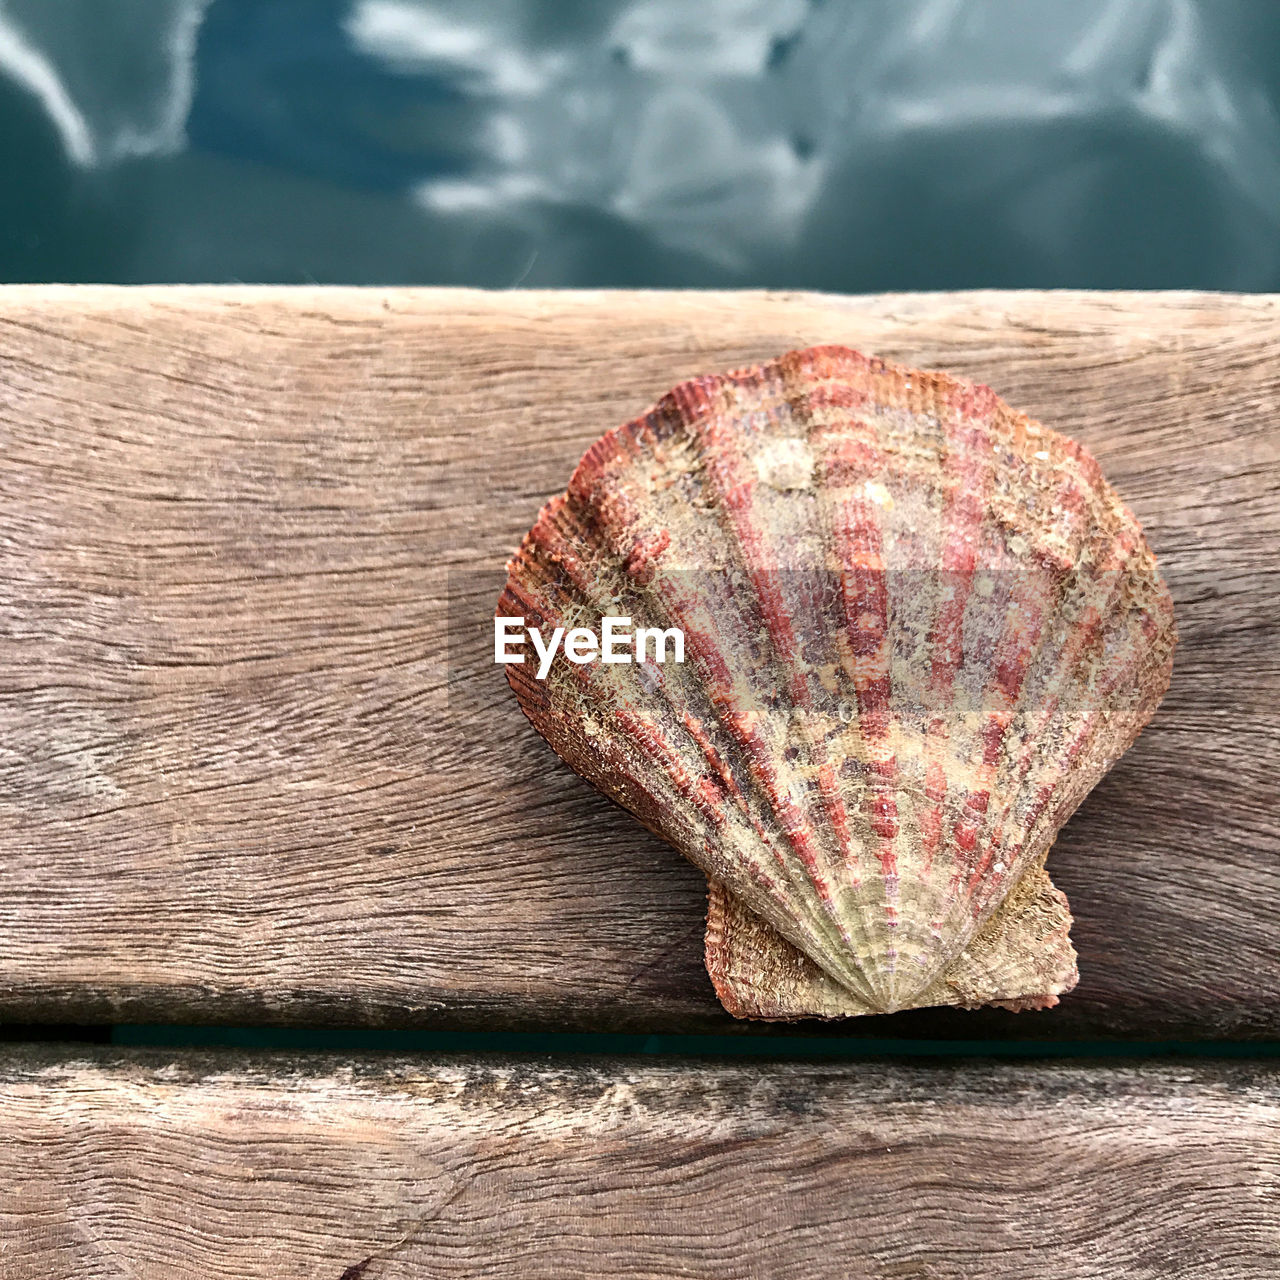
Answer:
[{"left": 499, "top": 346, "right": 1175, "bottom": 1018}]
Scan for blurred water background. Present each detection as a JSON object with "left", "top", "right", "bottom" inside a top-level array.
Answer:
[{"left": 4, "top": 0, "right": 1280, "bottom": 290}]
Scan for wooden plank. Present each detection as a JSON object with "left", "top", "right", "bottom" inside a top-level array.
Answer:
[
  {"left": 2, "top": 1048, "right": 1277, "bottom": 1279},
  {"left": 0, "top": 287, "right": 1275, "bottom": 1037}
]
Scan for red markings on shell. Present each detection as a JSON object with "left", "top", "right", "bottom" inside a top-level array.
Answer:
[{"left": 499, "top": 346, "right": 1176, "bottom": 1019}]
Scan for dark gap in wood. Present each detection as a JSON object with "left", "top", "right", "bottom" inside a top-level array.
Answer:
[
  {"left": 0, "top": 1023, "right": 110, "bottom": 1044},
  {"left": 102, "top": 1023, "right": 1280, "bottom": 1060}
]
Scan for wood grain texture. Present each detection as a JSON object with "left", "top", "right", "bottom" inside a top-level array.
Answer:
[
  {"left": 0, "top": 286, "right": 1275, "bottom": 1036},
  {"left": 2, "top": 1048, "right": 1278, "bottom": 1279}
]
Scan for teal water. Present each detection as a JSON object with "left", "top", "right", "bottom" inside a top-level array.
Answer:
[
  {"left": 2, "top": 1, "right": 1276, "bottom": 1057},
  {"left": 4, "top": 0, "right": 1280, "bottom": 289}
]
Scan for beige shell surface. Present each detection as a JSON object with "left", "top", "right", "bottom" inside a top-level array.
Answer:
[{"left": 499, "top": 346, "right": 1176, "bottom": 1019}]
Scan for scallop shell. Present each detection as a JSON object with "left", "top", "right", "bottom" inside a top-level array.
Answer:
[{"left": 499, "top": 346, "right": 1175, "bottom": 1019}]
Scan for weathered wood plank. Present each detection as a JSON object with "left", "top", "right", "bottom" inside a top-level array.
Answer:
[
  {"left": 0, "top": 287, "right": 1276, "bottom": 1036},
  {"left": 1, "top": 1049, "right": 1277, "bottom": 1279}
]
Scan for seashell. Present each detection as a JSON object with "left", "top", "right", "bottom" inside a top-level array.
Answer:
[{"left": 499, "top": 346, "right": 1175, "bottom": 1019}]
